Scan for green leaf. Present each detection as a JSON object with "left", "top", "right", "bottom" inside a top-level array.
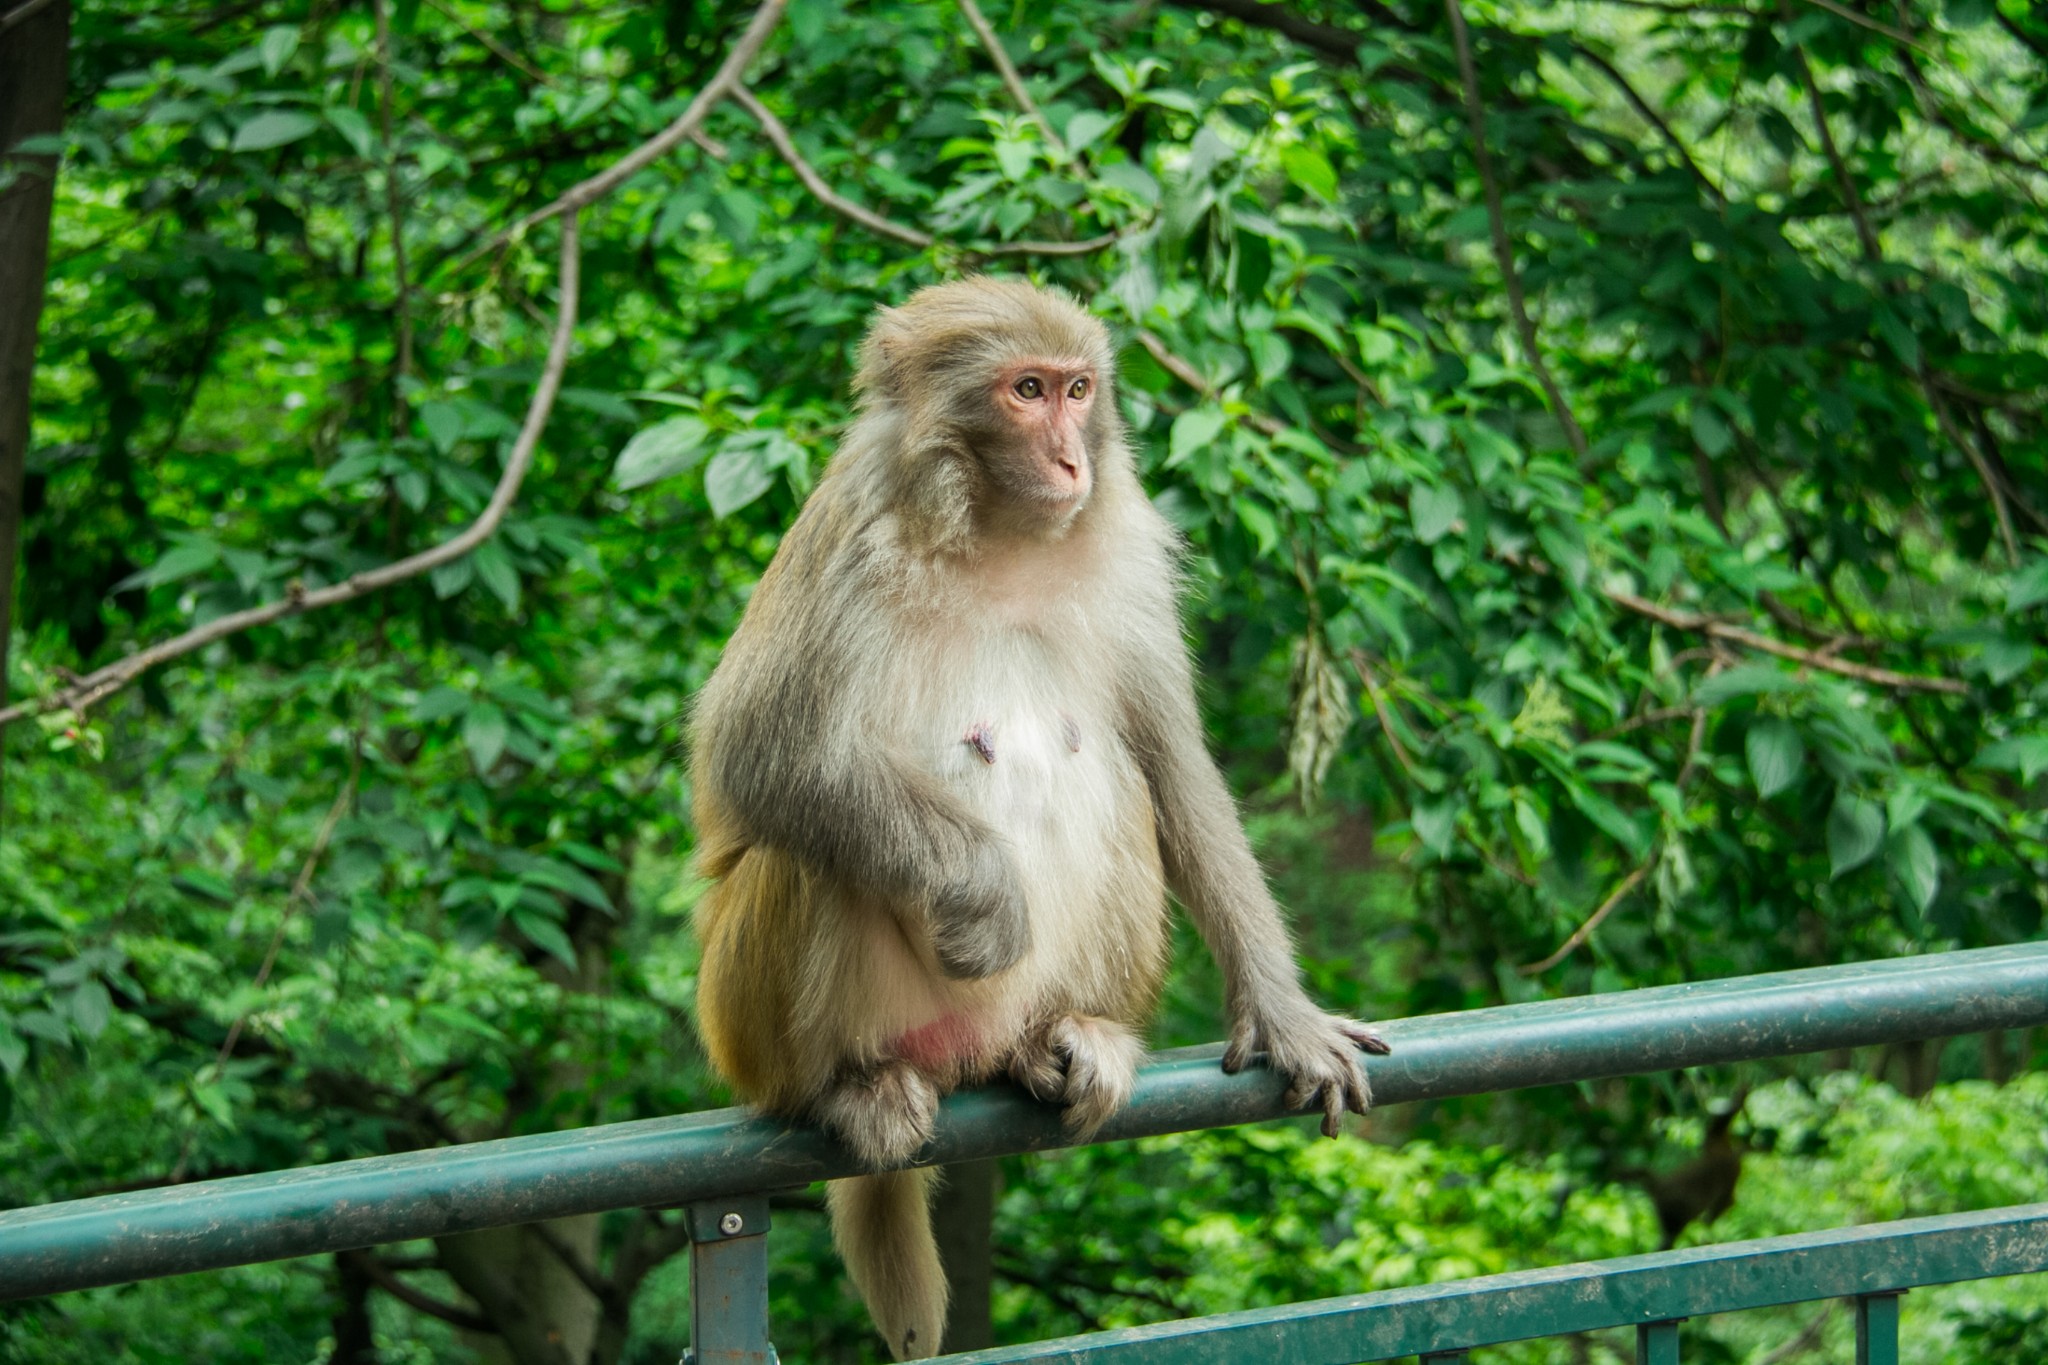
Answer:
[
  {"left": 1233, "top": 497, "right": 1279, "bottom": 558},
  {"left": 1169, "top": 407, "right": 1226, "bottom": 467},
  {"left": 1411, "top": 797, "right": 1458, "bottom": 857},
  {"left": 511, "top": 908, "right": 579, "bottom": 969},
  {"left": 1065, "top": 109, "right": 1116, "bottom": 151},
  {"left": 0, "top": 1027, "right": 24, "bottom": 1078},
  {"left": 1693, "top": 664, "right": 1800, "bottom": 707},
  {"left": 1281, "top": 145, "right": 1338, "bottom": 203},
  {"left": 413, "top": 685, "right": 469, "bottom": 723},
  {"left": 463, "top": 703, "right": 510, "bottom": 773},
  {"left": 472, "top": 540, "right": 521, "bottom": 613},
  {"left": 259, "top": 26, "right": 299, "bottom": 76},
  {"left": 613, "top": 416, "right": 710, "bottom": 490},
  {"left": 326, "top": 106, "right": 373, "bottom": 157},
  {"left": 421, "top": 400, "right": 467, "bottom": 455},
  {"left": 2008, "top": 556, "right": 2048, "bottom": 613},
  {"left": 1689, "top": 403, "right": 1734, "bottom": 457},
  {"left": 1826, "top": 792, "right": 1885, "bottom": 879},
  {"left": 68, "top": 981, "right": 112, "bottom": 1040},
  {"left": 506, "top": 853, "right": 614, "bottom": 912},
  {"left": 1887, "top": 824, "right": 1939, "bottom": 913},
  {"left": 231, "top": 110, "right": 320, "bottom": 152},
  {"left": 1974, "top": 733, "right": 2048, "bottom": 783},
  {"left": 1745, "top": 719, "right": 1806, "bottom": 799},
  {"left": 115, "top": 538, "right": 220, "bottom": 592},
  {"left": 705, "top": 442, "right": 775, "bottom": 518},
  {"left": 1410, "top": 484, "right": 1460, "bottom": 545},
  {"left": 430, "top": 556, "right": 473, "bottom": 599}
]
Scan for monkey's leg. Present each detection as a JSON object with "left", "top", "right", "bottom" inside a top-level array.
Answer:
[
  {"left": 818, "top": 1059, "right": 942, "bottom": 1169},
  {"left": 1007, "top": 1014, "right": 1144, "bottom": 1140}
]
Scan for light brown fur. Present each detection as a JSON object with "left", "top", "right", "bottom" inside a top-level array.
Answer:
[{"left": 689, "top": 279, "right": 1386, "bottom": 1360}]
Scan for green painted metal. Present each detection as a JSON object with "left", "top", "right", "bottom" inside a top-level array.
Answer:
[
  {"left": 1854, "top": 1292, "right": 1901, "bottom": 1365},
  {"left": 686, "top": 1196, "right": 775, "bottom": 1365},
  {"left": 1636, "top": 1320, "right": 1680, "bottom": 1364},
  {"left": 2, "top": 944, "right": 2046, "bottom": 1302},
  {"left": 940, "top": 1203, "right": 2048, "bottom": 1363}
]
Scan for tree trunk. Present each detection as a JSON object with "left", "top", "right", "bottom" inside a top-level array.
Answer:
[
  {"left": 332, "top": 1251, "right": 380, "bottom": 1365},
  {"left": 437, "top": 1217, "right": 606, "bottom": 1365},
  {"left": 0, "top": 0, "right": 70, "bottom": 828},
  {"left": 934, "top": 1159, "right": 997, "bottom": 1353}
]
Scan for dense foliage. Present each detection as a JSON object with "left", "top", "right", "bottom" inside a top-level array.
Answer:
[{"left": 3, "top": 0, "right": 2045, "bottom": 1361}]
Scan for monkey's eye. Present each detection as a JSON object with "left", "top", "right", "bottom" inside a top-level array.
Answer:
[
  {"left": 1014, "top": 376, "right": 1044, "bottom": 400},
  {"left": 1068, "top": 378, "right": 1091, "bottom": 401}
]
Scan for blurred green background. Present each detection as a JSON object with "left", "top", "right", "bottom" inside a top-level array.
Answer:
[{"left": 1, "top": 0, "right": 2044, "bottom": 1360}]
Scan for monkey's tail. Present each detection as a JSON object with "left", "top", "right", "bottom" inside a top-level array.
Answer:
[{"left": 827, "top": 1168, "right": 947, "bottom": 1361}]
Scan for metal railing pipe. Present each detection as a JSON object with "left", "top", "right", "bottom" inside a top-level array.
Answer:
[{"left": 3, "top": 942, "right": 2045, "bottom": 1301}]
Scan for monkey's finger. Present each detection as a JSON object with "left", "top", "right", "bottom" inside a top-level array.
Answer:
[
  {"left": 1221, "top": 1025, "right": 1259, "bottom": 1075},
  {"left": 1320, "top": 1083, "right": 1344, "bottom": 1139},
  {"left": 1341, "top": 1059, "right": 1371, "bottom": 1116},
  {"left": 1342, "top": 1022, "right": 1393, "bottom": 1056}
]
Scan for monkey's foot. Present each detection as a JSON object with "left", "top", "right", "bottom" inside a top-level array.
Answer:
[
  {"left": 1223, "top": 1000, "right": 1392, "bottom": 1139},
  {"left": 1008, "top": 1014, "right": 1143, "bottom": 1141},
  {"left": 819, "top": 1060, "right": 940, "bottom": 1169}
]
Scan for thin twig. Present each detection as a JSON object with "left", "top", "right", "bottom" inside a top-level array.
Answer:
[
  {"left": 1755, "top": 1302, "right": 1836, "bottom": 1364},
  {"left": 209, "top": 745, "right": 361, "bottom": 1075},
  {"left": 1444, "top": 0, "right": 1589, "bottom": 458},
  {"left": 1135, "top": 331, "right": 1285, "bottom": 435},
  {"left": 1519, "top": 858, "right": 1653, "bottom": 975},
  {"left": 1798, "top": 0, "right": 1919, "bottom": 49},
  {"left": 955, "top": 0, "right": 1066, "bottom": 156},
  {"left": 1605, "top": 585, "right": 1969, "bottom": 694},
  {"left": 1348, "top": 649, "right": 1418, "bottom": 777},
  {"left": 344, "top": 1251, "right": 494, "bottom": 1333},
  {"left": 729, "top": 85, "right": 930, "bottom": 248},
  {"left": 423, "top": 0, "right": 555, "bottom": 84},
  {"left": 728, "top": 84, "right": 1116, "bottom": 257},
  {"left": 1570, "top": 43, "right": 1723, "bottom": 201},
  {"left": 449, "top": 0, "right": 788, "bottom": 274},
  {"left": 0, "top": 0, "right": 57, "bottom": 35},
  {"left": 0, "top": 216, "right": 583, "bottom": 729},
  {"left": 1785, "top": 21, "right": 2020, "bottom": 564},
  {"left": 373, "top": 0, "right": 414, "bottom": 423}
]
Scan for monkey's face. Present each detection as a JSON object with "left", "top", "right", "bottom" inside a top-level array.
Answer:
[{"left": 981, "top": 357, "right": 1099, "bottom": 519}]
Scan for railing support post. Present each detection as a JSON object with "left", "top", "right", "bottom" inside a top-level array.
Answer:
[
  {"left": 1854, "top": 1291, "right": 1902, "bottom": 1365},
  {"left": 684, "top": 1195, "right": 776, "bottom": 1365},
  {"left": 1636, "top": 1318, "right": 1682, "bottom": 1363}
]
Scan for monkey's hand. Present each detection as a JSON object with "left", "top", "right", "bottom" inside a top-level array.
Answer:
[
  {"left": 928, "top": 839, "right": 1030, "bottom": 979},
  {"left": 1222, "top": 996, "right": 1392, "bottom": 1138}
]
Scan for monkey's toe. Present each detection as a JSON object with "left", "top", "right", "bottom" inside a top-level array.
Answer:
[
  {"left": 820, "top": 1061, "right": 940, "bottom": 1169},
  {"left": 1009, "top": 1015, "right": 1142, "bottom": 1140}
]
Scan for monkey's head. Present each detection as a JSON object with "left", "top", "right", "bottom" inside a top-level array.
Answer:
[{"left": 855, "top": 278, "right": 1121, "bottom": 532}]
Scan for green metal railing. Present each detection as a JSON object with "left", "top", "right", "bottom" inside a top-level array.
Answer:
[{"left": 4, "top": 943, "right": 2047, "bottom": 1362}]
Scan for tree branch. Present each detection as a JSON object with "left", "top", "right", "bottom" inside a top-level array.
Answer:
[
  {"left": 955, "top": 0, "right": 1065, "bottom": 156},
  {"left": 344, "top": 1251, "right": 494, "bottom": 1334},
  {"left": 1784, "top": 15, "right": 2021, "bottom": 564},
  {"left": 727, "top": 84, "right": 1116, "bottom": 257},
  {"left": 1569, "top": 43, "right": 1723, "bottom": 201},
  {"left": 450, "top": 0, "right": 787, "bottom": 274},
  {"left": 1605, "top": 585, "right": 1968, "bottom": 693},
  {"left": 1518, "top": 862, "right": 1652, "bottom": 975},
  {"left": 0, "top": 215, "right": 582, "bottom": 729},
  {"left": 1444, "top": 0, "right": 1589, "bottom": 458},
  {"left": 373, "top": 0, "right": 414, "bottom": 424},
  {"left": 0, "top": 0, "right": 56, "bottom": 35},
  {"left": 1134, "top": 330, "right": 1284, "bottom": 435}
]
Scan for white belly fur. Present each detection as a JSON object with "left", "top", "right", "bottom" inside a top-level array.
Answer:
[{"left": 828, "top": 627, "right": 1164, "bottom": 1073}]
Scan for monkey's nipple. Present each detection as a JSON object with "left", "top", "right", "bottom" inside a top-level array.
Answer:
[
  {"left": 1060, "top": 713, "right": 1083, "bottom": 753},
  {"left": 964, "top": 721, "right": 997, "bottom": 765}
]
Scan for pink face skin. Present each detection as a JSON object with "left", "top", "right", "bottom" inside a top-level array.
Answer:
[{"left": 994, "top": 357, "right": 1098, "bottom": 508}]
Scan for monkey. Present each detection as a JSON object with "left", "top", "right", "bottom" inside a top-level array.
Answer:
[{"left": 688, "top": 277, "right": 1389, "bottom": 1361}]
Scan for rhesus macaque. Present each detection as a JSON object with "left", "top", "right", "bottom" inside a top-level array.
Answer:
[{"left": 690, "top": 278, "right": 1388, "bottom": 1360}]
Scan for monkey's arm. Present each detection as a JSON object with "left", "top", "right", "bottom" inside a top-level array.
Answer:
[
  {"left": 694, "top": 637, "right": 1028, "bottom": 981},
  {"left": 1119, "top": 634, "right": 1390, "bottom": 1135}
]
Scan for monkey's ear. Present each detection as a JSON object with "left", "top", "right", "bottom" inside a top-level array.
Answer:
[{"left": 853, "top": 308, "right": 906, "bottom": 400}]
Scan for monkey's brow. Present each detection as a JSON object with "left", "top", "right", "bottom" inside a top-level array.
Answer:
[{"left": 998, "top": 355, "right": 1097, "bottom": 376}]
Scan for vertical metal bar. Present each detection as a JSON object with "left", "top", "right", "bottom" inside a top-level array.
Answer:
[
  {"left": 686, "top": 1195, "right": 776, "bottom": 1365},
  {"left": 1855, "top": 1291, "right": 1902, "bottom": 1365},
  {"left": 1636, "top": 1319, "right": 1681, "bottom": 1364}
]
